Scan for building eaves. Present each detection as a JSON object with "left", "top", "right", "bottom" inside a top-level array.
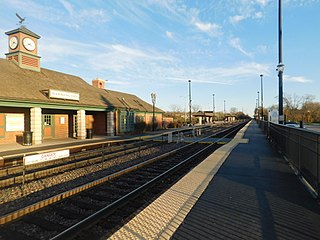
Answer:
[{"left": 5, "top": 26, "right": 41, "bottom": 39}]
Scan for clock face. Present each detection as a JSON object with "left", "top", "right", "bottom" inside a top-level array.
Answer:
[
  {"left": 23, "top": 37, "right": 36, "bottom": 51},
  {"left": 9, "top": 36, "right": 19, "bottom": 50}
]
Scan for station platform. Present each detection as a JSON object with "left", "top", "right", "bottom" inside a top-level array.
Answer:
[{"left": 109, "top": 121, "right": 320, "bottom": 240}]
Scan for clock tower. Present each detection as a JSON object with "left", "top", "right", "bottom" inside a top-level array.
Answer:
[{"left": 5, "top": 26, "right": 41, "bottom": 72}]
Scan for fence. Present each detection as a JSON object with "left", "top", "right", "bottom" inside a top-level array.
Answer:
[{"left": 261, "top": 121, "right": 320, "bottom": 197}]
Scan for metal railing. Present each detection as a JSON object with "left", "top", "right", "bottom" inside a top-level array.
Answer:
[{"left": 260, "top": 120, "right": 320, "bottom": 197}]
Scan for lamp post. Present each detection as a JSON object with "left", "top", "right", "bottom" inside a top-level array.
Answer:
[
  {"left": 188, "top": 80, "right": 192, "bottom": 125},
  {"left": 224, "top": 100, "right": 226, "bottom": 114},
  {"left": 257, "top": 91, "right": 260, "bottom": 120},
  {"left": 151, "top": 93, "right": 156, "bottom": 131},
  {"left": 277, "top": 0, "right": 284, "bottom": 124},
  {"left": 260, "top": 74, "right": 264, "bottom": 121},
  {"left": 256, "top": 98, "right": 258, "bottom": 119},
  {"left": 212, "top": 94, "right": 215, "bottom": 123}
]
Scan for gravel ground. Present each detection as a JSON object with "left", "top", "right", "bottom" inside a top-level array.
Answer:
[{"left": 0, "top": 143, "right": 185, "bottom": 216}]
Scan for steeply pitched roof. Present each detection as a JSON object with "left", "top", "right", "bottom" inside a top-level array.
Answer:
[
  {"left": 104, "top": 89, "right": 163, "bottom": 112},
  {"left": 0, "top": 58, "right": 106, "bottom": 107},
  {"left": 0, "top": 58, "right": 163, "bottom": 112}
]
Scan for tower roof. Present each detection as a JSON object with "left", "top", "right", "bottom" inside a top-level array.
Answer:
[{"left": 5, "top": 26, "right": 40, "bottom": 39}]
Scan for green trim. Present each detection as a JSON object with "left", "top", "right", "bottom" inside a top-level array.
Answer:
[
  {"left": 5, "top": 51, "right": 41, "bottom": 59},
  {"left": 135, "top": 110, "right": 163, "bottom": 114},
  {"left": 0, "top": 99, "right": 112, "bottom": 112}
]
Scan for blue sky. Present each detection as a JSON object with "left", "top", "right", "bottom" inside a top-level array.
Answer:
[{"left": 1, "top": 0, "right": 319, "bottom": 115}]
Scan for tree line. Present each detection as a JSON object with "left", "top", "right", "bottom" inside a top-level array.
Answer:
[{"left": 259, "top": 94, "right": 320, "bottom": 123}]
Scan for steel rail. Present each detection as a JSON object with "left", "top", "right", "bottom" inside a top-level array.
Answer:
[
  {"left": 0, "top": 142, "right": 157, "bottom": 187},
  {"left": 50, "top": 121, "right": 246, "bottom": 240},
  {"left": 0, "top": 121, "right": 246, "bottom": 225}
]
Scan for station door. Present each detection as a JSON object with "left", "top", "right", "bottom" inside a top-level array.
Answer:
[
  {"left": 119, "top": 110, "right": 134, "bottom": 133},
  {"left": 43, "top": 114, "right": 54, "bottom": 139}
]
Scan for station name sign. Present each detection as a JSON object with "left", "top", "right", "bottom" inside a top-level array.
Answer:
[
  {"left": 24, "top": 149, "right": 70, "bottom": 165},
  {"left": 49, "top": 89, "right": 80, "bottom": 101}
]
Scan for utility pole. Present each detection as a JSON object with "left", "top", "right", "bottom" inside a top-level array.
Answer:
[
  {"left": 257, "top": 91, "right": 260, "bottom": 120},
  {"left": 151, "top": 93, "right": 156, "bottom": 131},
  {"left": 212, "top": 94, "right": 215, "bottom": 123},
  {"left": 260, "top": 74, "right": 264, "bottom": 121},
  {"left": 188, "top": 80, "right": 192, "bottom": 125},
  {"left": 277, "top": 0, "right": 284, "bottom": 124}
]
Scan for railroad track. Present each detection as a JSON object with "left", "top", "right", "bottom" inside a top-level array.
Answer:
[
  {"left": 0, "top": 121, "right": 247, "bottom": 240},
  {"left": 0, "top": 141, "right": 159, "bottom": 188},
  {"left": 0, "top": 124, "right": 229, "bottom": 190}
]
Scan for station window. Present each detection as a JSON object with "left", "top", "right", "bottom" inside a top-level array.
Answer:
[{"left": 44, "top": 115, "right": 52, "bottom": 126}]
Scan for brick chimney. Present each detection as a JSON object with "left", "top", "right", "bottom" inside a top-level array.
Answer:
[{"left": 92, "top": 78, "right": 105, "bottom": 89}]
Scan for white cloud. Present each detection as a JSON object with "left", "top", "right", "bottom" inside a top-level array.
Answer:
[
  {"left": 59, "top": 0, "right": 74, "bottom": 16},
  {"left": 40, "top": 36, "right": 177, "bottom": 73},
  {"left": 228, "top": 1, "right": 267, "bottom": 25},
  {"left": 229, "top": 15, "right": 247, "bottom": 25},
  {"left": 166, "top": 31, "right": 174, "bottom": 39},
  {"left": 284, "top": 75, "right": 313, "bottom": 83},
  {"left": 4, "top": 0, "right": 109, "bottom": 30},
  {"left": 39, "top": 36, "right": 269, "bottom": 89},
  {"left": 191, "top": 18, "right": 222, "bottom": 36},
  {"left": 229, "top": 37, "right": 252, "bottom": 57},
  {"left": 254, "top": 11, "right": 264, "bottom": 19},
  {"left": 165, "top": 62, "right": 269, "bottom": 86},
  {"left": 58, "top": 1, "right": 109, "bottom": 29},
  {"left": 255, "top": 0, "right": 269, "bottom": 6}
]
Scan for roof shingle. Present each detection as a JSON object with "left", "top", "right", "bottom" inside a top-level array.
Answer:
[{"left": 0, "top": 58, "right": 163, "bottom": 112}]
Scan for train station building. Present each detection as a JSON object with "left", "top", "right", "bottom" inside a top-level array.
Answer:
[{"left": 0, "top": 26, "right": 164, "bottom": 145}]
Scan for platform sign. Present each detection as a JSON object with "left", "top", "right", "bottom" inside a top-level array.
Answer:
[
  {"left": 49, "top": 89, "right": 79, "bottom": 101},
  {"left": 24, "top": 149, "right": 70, "bottom": 165}
]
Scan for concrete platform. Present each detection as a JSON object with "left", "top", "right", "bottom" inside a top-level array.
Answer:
[{"left": 109, "top": 121, "right": 320, "bottom": 240}]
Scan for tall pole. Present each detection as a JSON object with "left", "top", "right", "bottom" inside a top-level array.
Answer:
[
  {"left": 212, "top": 94, "right": 215, "bottom": 123},
  {"left": 260, "top": 74, "right": 264, "bottom": 120},
  {"left": 151, "top": 93, "right": 156, "bottom": 131},
  {"left": 278, "top": 0, "right": 284, "bottom": 124},
  {"left": 188, "top": 80, "right": 192, "bottom": 125},
  {"left": 257, "top": 91, "right": 260, "bottom": 120},
  {"left": 223, "top": 100, "right": 226, "bottom": 114},
  {"left": 256, "top": 99, "right": 258, "bottom": 119}
]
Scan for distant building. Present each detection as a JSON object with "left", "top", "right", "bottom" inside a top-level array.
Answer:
[{"left": 0, "top": 26, "right": 163, "bottom": 145}]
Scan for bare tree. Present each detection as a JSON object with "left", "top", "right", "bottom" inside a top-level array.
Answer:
[
  {"left": 230, "top": 107, "right": 237, "bottom": 114},
  {"left": 192, "top": 104, "right": 201, "bottom": 113},
  {"left": 170, "top": 104, "right": 183, "bottom": 113}
]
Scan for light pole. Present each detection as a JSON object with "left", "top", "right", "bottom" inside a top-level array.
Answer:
[
  {"left": 151, "top": 93, "right": 156, "bottom": 131},
  {"left": 188, "top": 80, "right": 192, "bottom": 125},
  {"left": 224, "top": 100, "right": 226, "bottom": 114},
  {"left": 277, "top": 0, "right": 284, "bottom": 124},
  {"left": 260, "top": 74, "right": 264, "bottom": 120},
  {"left": 256, "top": 99, "right": 258, "bottom": 119},
  {"left": 212, "top": 94, "right": 215, "bottom": 123},
  {"left": 257, "top": 91, "right": 260, "bottom": 120}
]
